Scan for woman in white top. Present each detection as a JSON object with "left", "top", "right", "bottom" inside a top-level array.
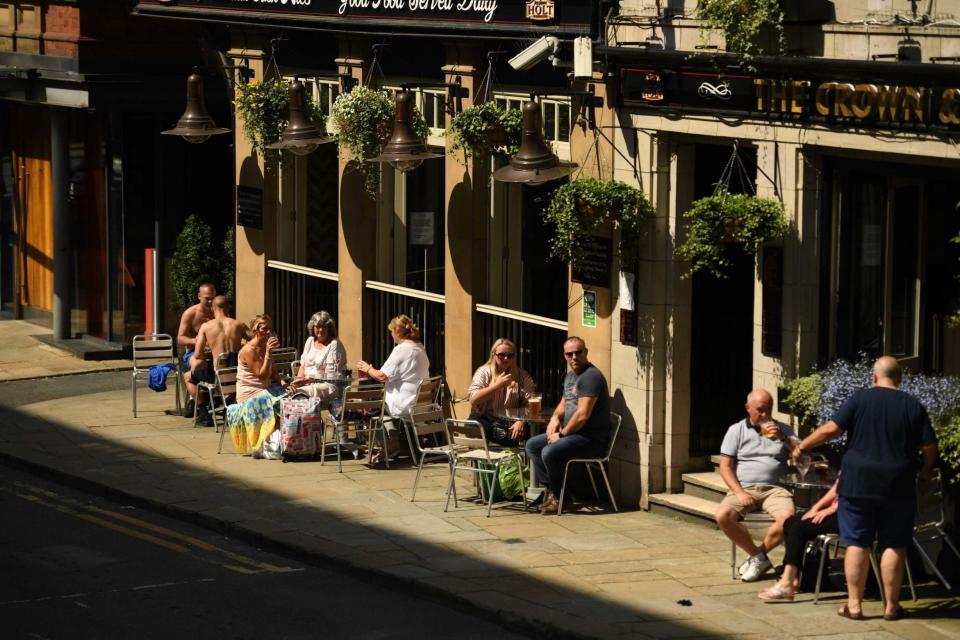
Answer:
[
  {"left": 357, "top": 314, "right": 430, "bottom": 462},
  {"left": 467, "top": 338, "right": 535, "bottom": 445},
  {"left": 290, "top": 310, "right": 347, "bottom": 401}
]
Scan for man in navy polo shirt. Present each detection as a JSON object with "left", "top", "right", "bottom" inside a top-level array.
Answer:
[{"left": 795, "top": 356, "right": 938, "bottom": 621}]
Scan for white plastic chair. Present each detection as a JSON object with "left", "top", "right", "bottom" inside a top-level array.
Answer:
[
  {"left": 443, "top": 418, "right": 527, "bottom": 517},
  {"left": 131, "top": 333, "right": 180, "bottom": 418},
  {"left": 556, "top": 412, "right": 622, "bottom": 516}
]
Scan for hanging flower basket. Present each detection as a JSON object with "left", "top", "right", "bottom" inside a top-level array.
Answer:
[
  {"left": 542, "top": 178, "right": 655, "bottom": 265},
  {"left": 447, "top": 101, "right": 521, "bottom": 164},
  {"left": 676, "top": 187, "right": 788, "bottom": 278},
  {"left": 331, "top": 86, "right": 430, "bottom": 199}
]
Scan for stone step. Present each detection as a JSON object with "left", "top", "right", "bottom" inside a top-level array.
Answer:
[
  {"left": 711, "top": 454, "right": 723, "bottom": 470},
  {"left": 681, "top": 471, "right": 727, "bottom": 502},
  {"left": 648, "top": 492, "right": 718, "bottom": 527}
]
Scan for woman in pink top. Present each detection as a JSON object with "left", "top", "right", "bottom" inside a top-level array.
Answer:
[
  {"left": 758, "top": 475, "right": 841, "bottom": 601},
  {"left": 237, "top": 314, "right": 283, "bottom": 402}
]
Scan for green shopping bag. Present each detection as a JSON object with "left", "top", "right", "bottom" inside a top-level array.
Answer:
[{"left": 478, "top": 451, "right": 529, "bottom": 501}]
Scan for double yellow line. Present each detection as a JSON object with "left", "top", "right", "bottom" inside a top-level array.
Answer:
[{"left": 4, "top": 481, "right": 299, "bottom": 575}]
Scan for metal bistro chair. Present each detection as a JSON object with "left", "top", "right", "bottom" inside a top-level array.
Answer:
[
  {"left": 556, "top": 412, "right": 622, "bottom": 516},
  {"left": 400, "top": 375, "right": 444, "bottom": 458},
  {"left": 323, "top": 383, "right": 387, "bottom": 472},
  {"left": 408, "top": 403, "right": 460, "bottom": 502},
  {"left": 214, "top": 367, "right": 241, "bottom": 454},
  {"left": 270, "top": 347, "right": 298, "bottom": 382},
  {"left": 807, "top": 533, "right": 890, "bottom": 606},
  {"left": 193, "top": 351, "right": 231, "bottom": 427},
  {"left": 443, "top": 418, "right": 527, "bottom": 518},
  {"left": 912, "top": 468, "right": 960, "bottom": 591},
  {"left": 731, "top": 513, "right": 776, "bottom": 579},
  {"left": 132, "top": 333, "right": 181, "bottom": 418}
]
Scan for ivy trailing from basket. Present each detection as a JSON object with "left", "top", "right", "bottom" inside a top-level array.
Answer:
[
  {"left": 676, "top": 187, "right": 787, "bottom": 278},
  {"left": 697, "top": 0, "right": 785, "bottom": 70},
  {"left": 234, "top": 78, "right": 323, "bottom": 168},
  {"left": 447, "top": 101, "right": 522, "bottom": 163},
  {"left": 330, "top": 86, "right": 430, "bottom": 199},
  {"left": 542, "top": 178, "right": 655, "bottom": 265}
]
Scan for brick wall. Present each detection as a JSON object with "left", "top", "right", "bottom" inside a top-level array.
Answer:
[{"left": 43, "top": 3, "right": 80, "bottom": 57}]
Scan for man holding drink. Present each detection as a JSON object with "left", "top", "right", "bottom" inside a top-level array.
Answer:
[{"left": 715, "top": 388, "right": 801, "bottom": 582}]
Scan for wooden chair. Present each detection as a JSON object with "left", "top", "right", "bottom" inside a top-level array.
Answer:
[
  {"left": 556, "top": 412, "right": 622, "bottom": 516},
  {"left": 443, "top": 418, "right": 527, "bottom": 517},
  {"left": 131, "top": 333, "right": 180, "bottom": 418}
]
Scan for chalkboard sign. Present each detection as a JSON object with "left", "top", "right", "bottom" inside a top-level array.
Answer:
[
  {"left": 620, "top": 309, "right": 638, "bottom": 346},
  {"left": 761, "top": 246, "right": 783, "bottom": 357},
  {"left": 571, "top": 236, "right": 611, "bottom": 288},
  {"left": 237, "top": 186, "right": 263, "bottom": 229}
]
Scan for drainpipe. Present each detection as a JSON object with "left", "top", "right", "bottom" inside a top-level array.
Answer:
[{"left": 51, "top": 107, "right": 72, "bottom": 339}]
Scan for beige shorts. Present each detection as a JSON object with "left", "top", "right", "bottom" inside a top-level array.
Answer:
[{"left": 720, "top": 485, "right": 794, "bottom": 517}]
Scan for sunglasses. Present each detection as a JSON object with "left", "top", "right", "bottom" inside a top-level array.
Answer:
[
  {"left": 564, "top": 349, "right": 584, "bottom": 358},
  {"left": 495, "top": 352, "right": 514, "bottom": 359}
]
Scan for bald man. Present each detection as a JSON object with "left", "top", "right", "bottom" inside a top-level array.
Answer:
[
  {"left": 794, "top": 356, "right": 937, "bottom": 621},
  {"left": 715, "top": 388, "right": 800, "bottom": 582}
]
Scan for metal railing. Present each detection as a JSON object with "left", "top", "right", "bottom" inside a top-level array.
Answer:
[
  {"left": 475, "top": 304, "right": 568, "bottom": 408},
  {"left": 366, "top": 280, "right": 445, "bottom": 376},
  {"left": 267, "top": 260, "right": 339, "bottom": 351}
]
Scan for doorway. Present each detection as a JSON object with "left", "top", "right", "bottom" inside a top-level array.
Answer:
[{"left": 688, "top": 143, "right": 757, "bottom": 457}]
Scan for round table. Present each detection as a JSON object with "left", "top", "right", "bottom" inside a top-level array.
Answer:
[
  {"left": 781, "top": 478, "right": 832, "bottom": 510},
  {"left": 492, "top": 407, "right": 550, "bottom": 502}
]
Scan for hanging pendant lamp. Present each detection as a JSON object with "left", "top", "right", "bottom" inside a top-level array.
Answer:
[
  {"left": 493, "top": 99, "right": 574, "bottom": 185},
  {"left": 162, "top": 72, "right": 231, "bottom": 144},
  {"left": 368, "top": 90, "right": 444, "bottom": 173},
  {"left": 266, "top": 79, "right": 335, "bottom": 156}
]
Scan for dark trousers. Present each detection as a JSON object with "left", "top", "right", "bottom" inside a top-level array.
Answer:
[
  {"left": 783, "top": 512, "right": 839, "bottom": 568},
  {"left": 525, "top": 433, "right": 604, "bottom": 497}
]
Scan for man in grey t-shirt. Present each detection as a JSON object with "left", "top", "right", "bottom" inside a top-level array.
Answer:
[
  {"left": 715, "top": 388, "right": 799, "bottom": 582},
  {"left": 526, "top": 336, "right": 610, "bottom": 515}
]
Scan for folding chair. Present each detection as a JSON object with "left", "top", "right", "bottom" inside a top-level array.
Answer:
[
  {"left": 408, "top": 403, "right": 459, "bottom": 502},
  {"left": 131, "top": 334, "right": 181, "bottom": 418},
  {"left": 912, "top": 468, "right": 960, "bottom": 591},
  {"left": 556, "top": 412, "right": 622, "bottom": 516},
  {"left": 213, "top": 367, "right": 240, "bottom": 454},
  {"left": 194, "top": 352, "right": 231, "bottom": 427},
  {"left": 323, "top": 383, "right": 386, "bottom": 472},
  {"left": 443, "top": 418, "right": 527, "bottom": 517}
]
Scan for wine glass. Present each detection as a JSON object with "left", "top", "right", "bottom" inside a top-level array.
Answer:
[{"left": 796, "top": 454, "right": 812, "bottom": 483}]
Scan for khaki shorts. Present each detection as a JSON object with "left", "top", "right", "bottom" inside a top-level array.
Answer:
[{"left": 720, "top": 485, "right": 794, "bottom": 517}]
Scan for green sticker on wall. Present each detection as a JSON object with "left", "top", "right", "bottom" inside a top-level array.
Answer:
[{"left": 582, "top": 290, "right": 597, "bottom": 328}]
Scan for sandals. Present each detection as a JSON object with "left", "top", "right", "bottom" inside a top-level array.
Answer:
[
  {"left": 757, "top": 584, "right": 795, "bottom": 601},
  {"left": 370, "top": 444, "right": 401, "bottom": 464},
  {"left": 837, "top": 605, "right": 865, "bottom": 620},
  {"left": 884, "top": 606, "right": 908, "bottom": 621}
]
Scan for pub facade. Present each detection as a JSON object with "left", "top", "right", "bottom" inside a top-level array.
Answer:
[{"left": 134, "top": 0, "right": 960, "bottom": 509}]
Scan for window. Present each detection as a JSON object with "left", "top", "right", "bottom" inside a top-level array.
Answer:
[
  {"left": 419, "top": 89, "right": 446, "bottom": 131},
  {"left": 316, "top": 79, "right": 340, "bottom": 118},
  {"left": 494, "top": 93, "right": 571, "bottom": 160}
]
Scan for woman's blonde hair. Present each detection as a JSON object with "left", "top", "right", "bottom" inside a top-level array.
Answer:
[
  {"left": 249, "top": 314, "right": 272, "bottom": 334},
  {"left": 388, "top": 314, "right": 421, "bottom": 342},
  {"left": 485, "top": 338, "right": 519, "bottom": 383}
]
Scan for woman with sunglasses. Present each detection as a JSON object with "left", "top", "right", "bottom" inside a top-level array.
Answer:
[
  {"left": 226, "top": 314, "right": 286, "bottom": 455},
  {"left": 467, "top": 338, "right": 536, "bottom": 446}
]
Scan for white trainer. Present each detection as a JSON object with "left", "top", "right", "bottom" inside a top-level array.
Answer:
[{"left": 740, "top": 553, "right": 772, "bottom": 582}]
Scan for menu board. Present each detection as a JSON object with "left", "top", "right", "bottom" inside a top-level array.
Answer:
[
  {"left": 571, "top": 235, "right": 611, "bottom": 288},
  {"left": 237, "top": 186, "right": 263, "bottom": 229}
]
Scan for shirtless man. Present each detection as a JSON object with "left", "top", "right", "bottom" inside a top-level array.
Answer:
[
  {"left": 187, "top": 297, "right": 250, "bottom": 425},
  {"left": 176, "top": 283, "right": 216, "bottom": 417}
]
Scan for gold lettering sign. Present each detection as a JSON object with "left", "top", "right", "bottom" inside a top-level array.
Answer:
[
  {"left": 815, "top": 82, "right": 833, "bottom": 116},
  {"left": 850, "top": 84, "right": 877, "bottom": 119},
  {"left": 940, "top": 88, "right": 960, "bottom": 125}
]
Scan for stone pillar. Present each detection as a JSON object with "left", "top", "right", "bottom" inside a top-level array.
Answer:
[
  {"left": 231, "top": 42, "right": 271, "bottom": 326},
  {"left": 335, "top": 37, "right": 375, "bottom": 362},
  {"left": 442, "top": 45, "right": 485, "bottom": 400},
  {"left": 567, "top": 75, "right": 615, "bottom": 383},
  {"left": 50, "top": 106, "right": 71, "bottom": 339}
]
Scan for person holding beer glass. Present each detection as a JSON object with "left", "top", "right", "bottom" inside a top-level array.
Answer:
[{"left": 466, "top": 338, "right": 537, "bottom": 446}]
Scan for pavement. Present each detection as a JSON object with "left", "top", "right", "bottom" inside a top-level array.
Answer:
[
  {"left": 0, "top": 356, "right": 958, "bottom": 638},
  {"left": 0, "top": 320, "right": 133, "bottom": 381}
]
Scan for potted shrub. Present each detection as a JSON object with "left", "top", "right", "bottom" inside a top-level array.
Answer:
[
  {"left": 697, "top": 0, "right": 785, "bottom": 70},
  {"left": 447, "top": 101, "right": 522, "bottom": 163},
  {"left": 169, "top": 214, "right": 221, "bottom": 313},
  {"left": 542, "top": 178, "right": 655, "bottom": 265},
  {"left": 676, "top": 187, "right": 787, "bottom": 278},
  {"left": 330, "top": 85, "right": 430, "bottom": 199}
]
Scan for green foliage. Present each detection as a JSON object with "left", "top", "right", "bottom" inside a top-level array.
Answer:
[
  {"left": 938, "top": 415, "right": 960, "bottom": 478},
  {"left": 542, "top": 178, "right": 655, "bottom": 265},
  {"left": 234, "top": 78, "right": 324, "bottom": 168},
  {"left": 331, "top": 86, "right": 430, "bottom": 199},
  {"left": 170, "top": 215, "right": 220, "bottom": 312},
  {"left": 220, "top": 228, "right": 235, "bottom": 306},
  {"left": 698, "top": 0, "right": 785, "bottom": 70},
  {"left": 948, "top": 229, "right": 960, "bottom": 328},
  {"left": 781, "top": 373, "right": 825, "bottom": 427},
  {"left": 676, "top": 187, "right": 788, "bottom": 278},
  {"left": 447, "top": 102, "right": 522, "bottom": 163}
]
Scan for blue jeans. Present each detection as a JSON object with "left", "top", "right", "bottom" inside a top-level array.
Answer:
[{"left": 525, "top": 432, "right": 605, "bottom": 497}]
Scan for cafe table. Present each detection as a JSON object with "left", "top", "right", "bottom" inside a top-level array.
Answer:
[
  {"left": 780, "top": 476, "right": 832, "bottom": 510},
  {"left": 494, "top": 406, "right": 550, "bottom": 502}
]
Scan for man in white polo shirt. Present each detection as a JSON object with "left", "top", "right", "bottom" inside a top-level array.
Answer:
[{"left": 715, "top": 388, "right": 800, "bottom": 582}]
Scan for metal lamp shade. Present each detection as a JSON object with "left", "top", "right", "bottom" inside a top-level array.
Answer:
[
  {"left": 368, "top": 91, "right": 443, "bottom": 172},
  {"left": 493, "top": 99, "right": 574, "bottom": 185},
  {"left": 266, "top": 79, "right": 334, "bottom": 156},
  {"left": 161, "top": 73, "right": 230, "bottom": 144}
]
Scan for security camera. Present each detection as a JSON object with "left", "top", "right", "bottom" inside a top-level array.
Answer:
[{"left": 508, "top": 36, "right": 560, "bottom": 71}]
